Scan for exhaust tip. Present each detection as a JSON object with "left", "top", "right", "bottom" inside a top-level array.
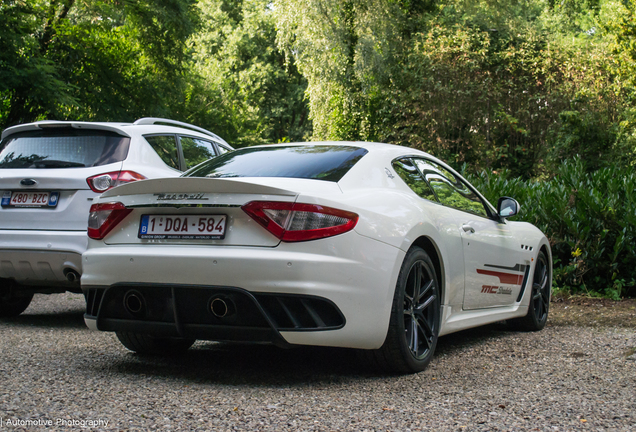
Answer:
[
  {"left": 209, "top": 295, "right": 235, "bottom": 318},
  {"left": 123, "top": 290, "right": 146, "bottom": 317},
  {"left": 64, "top": 269, "right": 81, "bottom": 283}
]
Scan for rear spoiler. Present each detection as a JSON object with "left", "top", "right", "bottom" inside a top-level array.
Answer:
[
  {"left": 100, "top": 177, "right": 297, "bottom": 198},
  {"left": 1, "top": 121, "right": 132, "bottom": 140}
]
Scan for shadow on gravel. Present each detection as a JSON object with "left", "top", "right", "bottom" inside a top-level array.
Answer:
[
  {"left": 0, "top": 311, "right": 86, "bottom": 329},
  {"left": 435, "top": 322, "right": 511, "bottom": 356},
  {"left": 102, "top": 344, "right": 367, "bottom": 386},
  {"left": 92, "top": 322, "right": 515, "bottom": 386}
]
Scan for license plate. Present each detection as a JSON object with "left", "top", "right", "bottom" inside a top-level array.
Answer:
[
  {"left": 1, "top": 191, "right": 60, "bottom": 207},
  {"left": 139, "top": 215, "right": 227, "bottom": 239}
]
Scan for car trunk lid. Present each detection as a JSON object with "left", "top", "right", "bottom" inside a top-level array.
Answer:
[
  {"left": 0, "top": 164, "right": 123, "bottom": 231},
  {"left": 97, "top": 178, "right": 306, "bottom": 247},
  {"left": 0, "top": 126, "right": 131, "bottom": 231}
]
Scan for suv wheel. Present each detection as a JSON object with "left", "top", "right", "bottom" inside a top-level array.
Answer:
[{"left": 0, "top": 280, "right": 34, "bottom": 317}]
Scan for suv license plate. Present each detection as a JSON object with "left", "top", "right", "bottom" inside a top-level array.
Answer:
[
  {"left": 139, "top": 215, "right": 227, "bottom": 239},
  {"left": 2, "top": 191, "right": 59, "bottom": 207}
]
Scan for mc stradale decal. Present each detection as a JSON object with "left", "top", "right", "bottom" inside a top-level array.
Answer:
[
  {"left": 481, "top": 285, "right": 514, "bottom": 295},
  {"left": 478, "top": 263, "right": 527, "bottom": 295},
  {"left": 154, "top": 193, "right": 208, "bottom": 201}
]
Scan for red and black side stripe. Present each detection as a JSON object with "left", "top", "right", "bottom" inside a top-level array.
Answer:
[
  {"left": 477, "top": 263, "right": 527, "bottom": 285},
  {"left": 477, "top": 263, "right": 531, "bottom": 301}
]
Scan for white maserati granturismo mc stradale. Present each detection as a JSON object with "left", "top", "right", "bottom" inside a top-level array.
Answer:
[{"left": 81, "top": 142, "right": 551, "bottom": 373}]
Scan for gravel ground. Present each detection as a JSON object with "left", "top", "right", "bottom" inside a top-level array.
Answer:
[{"left": 1, "top": 293, "right": 634, "bottom": 431}]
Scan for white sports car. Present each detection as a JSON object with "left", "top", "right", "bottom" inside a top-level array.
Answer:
[{"left": 82, "top": 142, "right": 551, "bottom": 373}]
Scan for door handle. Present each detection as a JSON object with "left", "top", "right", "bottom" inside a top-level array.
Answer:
[{"left": 462, "top": 224, "right": 475, "bottom": 233}]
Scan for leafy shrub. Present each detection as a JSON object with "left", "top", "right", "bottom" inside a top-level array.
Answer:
[
  {"left": 548, "top": 110, "right": 618, "bottom": 172},
  {"left": 466, "top": 158, "right": 636, "bottom": 298}
]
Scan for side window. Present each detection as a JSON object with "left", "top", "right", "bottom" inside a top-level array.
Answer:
[
  {"left": 180, "top": 136, "right": 217, "bottom": 169},
  {"left": 413, "top": 159, "right": 488, "bottom": 217},
  {"left": 217, "top": 144, "right": 231, "bottom": 154},
  {"left": 144, "top": 135, "right": 179, "bottom": 170},
  {"left": 392, "top": 158, "right": 438, "bottom": 202}
]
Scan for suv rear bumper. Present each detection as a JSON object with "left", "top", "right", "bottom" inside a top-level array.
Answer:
[{"left": 0, "top": 229, "right": 86, "bottom": 287}]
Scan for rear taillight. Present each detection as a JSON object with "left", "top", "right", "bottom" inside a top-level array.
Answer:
[
  {"left": 87, "top": 202, "right": 132, "bottom": 240},
  {"left": 86, "top": 170, "right": 146, "bottom": 193},
  {"left": 242, "top": 201, "right": 358, "bottom": 242}
]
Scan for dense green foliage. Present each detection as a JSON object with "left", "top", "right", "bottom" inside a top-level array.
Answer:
[
  {"left": 183, "top": 0, "right": 310, "bottom": 146},
  {"left": 0, "top": 0, "right": 310, "bottom": 145},
  {"left": 0, "top": 0, "right": 200, "bottom": 124},
  {"left": 275, "top": 0, "right": 636, "bottom": 176},
  {"left": 466, "top": 160, "right": 636, "bottom": 299},
  {"left": 2, "top": 0, "right": 635, "bottom": 296},
  {"left": 3, "top": 0, "right": 634, "bottom": 164}
]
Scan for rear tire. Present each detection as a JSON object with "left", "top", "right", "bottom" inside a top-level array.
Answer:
[
  {"left": 509, "top": 250, "right": 550, "bottom": 331},
  {"left": 362, "top": 247, "right": 441, "bottom": 373},
  {"left": 0, "top": 281, "right": 34, "bottom": 318},
  {"left": 116, "top": 331, "right": 195, "bottom": 355}
]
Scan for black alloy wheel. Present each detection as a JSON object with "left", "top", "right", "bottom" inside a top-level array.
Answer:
[
  {"left": 531, "top": 252, "right": 550, "bottom": 323},
  {"left": 509, "top": 250, "right": 550, "bottom": 331},
  {"left": 362, "top": 247, "right": 440, "bottom": 373},
  {"left": 403, "top": 258, "right": 439, "bottom": 361}
]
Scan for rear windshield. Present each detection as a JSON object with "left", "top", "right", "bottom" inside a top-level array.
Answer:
[
  {"left": 184, "top": 145, "right": 368, "bottom": 182},
  {"left": 0, "top": 129, "right": 130, "bottom": 168}
]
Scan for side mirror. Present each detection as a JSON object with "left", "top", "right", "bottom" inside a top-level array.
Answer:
[{"left": 497, "top": 197, "right": 520, "bottom": 218}]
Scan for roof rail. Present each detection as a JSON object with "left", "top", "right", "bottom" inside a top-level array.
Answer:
[{"left": 133, "top": 117, "right": 229, "bottom": 146}]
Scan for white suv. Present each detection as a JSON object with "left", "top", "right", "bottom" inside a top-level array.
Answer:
[{"left": 0, "top": 117, "right": 232, "bottom": 317}]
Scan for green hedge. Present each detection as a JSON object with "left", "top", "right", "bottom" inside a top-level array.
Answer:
[{"left": 465, "top": 159, "right": 636, "bottom": 299}]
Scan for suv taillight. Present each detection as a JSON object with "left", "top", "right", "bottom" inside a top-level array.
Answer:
[
  {"left": 88, "top": 202, "right": 132, "bottom": 240},
  {"left": 241, "top": 201, "right": 358, "bottom": 242},
  {"left": 86, "top": 170, "right": 146, "bottom": 193}
]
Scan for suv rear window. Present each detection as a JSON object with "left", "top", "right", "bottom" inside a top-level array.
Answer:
[
  {"left": 0, "top": 129, "right": 130, "bottom": 168},
  {"left": 184, "top": 145, "right": 368, "bottom": 182}
]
